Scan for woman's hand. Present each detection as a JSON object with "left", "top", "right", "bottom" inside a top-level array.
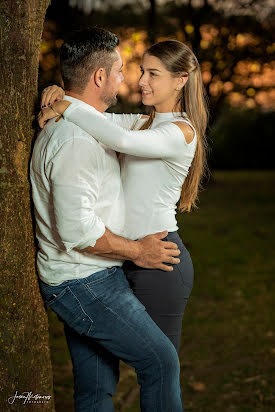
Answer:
[
  {"left": 41, "top": 85, "right": 65, "bottom": 108},
  {"left": 38, "top": 100, "right": 71, "bottom": 128}
]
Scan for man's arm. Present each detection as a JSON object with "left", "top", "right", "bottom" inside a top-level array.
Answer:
[{"left": 82, "top": 228, "right": 180, "bottom": 272}]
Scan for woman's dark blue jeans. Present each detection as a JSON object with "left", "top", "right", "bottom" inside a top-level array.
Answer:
[
  {"left": 123, "top": 231, "right": 194, "bottom": 352},
  {"left": 38, "top": 266, "right": 183, "bottom": 412}
]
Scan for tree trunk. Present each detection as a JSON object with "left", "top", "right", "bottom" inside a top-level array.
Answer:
[{"left": 0, "top": 1, "right": 54, "bottom": 411}]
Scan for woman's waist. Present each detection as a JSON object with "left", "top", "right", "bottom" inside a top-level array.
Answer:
[
  {"left": 123, "top": 230, "right": 190, "bottom": 271},
  {"left": 122, "top": 218, "right": 178, "bottom": 241},
  {"left": 123, "top": 190, "right": 180, "bottom": 212}
]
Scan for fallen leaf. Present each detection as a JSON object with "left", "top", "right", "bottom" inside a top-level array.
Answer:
[
  {"left": 243, "top": 375, "right": 262, "bottom": 383},
  {"left": 188, "top": 381, "right": 206, "bottom": 392}
]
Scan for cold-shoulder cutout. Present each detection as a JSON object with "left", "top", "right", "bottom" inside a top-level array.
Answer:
[{"left": 172, "top": 121, "right": 195, "bottom": 144}]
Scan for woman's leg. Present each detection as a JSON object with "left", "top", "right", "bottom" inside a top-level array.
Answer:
[{"left": 123, "top": 232, "right": 194, "bottom": 352}]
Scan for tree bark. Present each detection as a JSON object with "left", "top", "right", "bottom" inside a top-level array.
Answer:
[{"left": 0, "top": 1, "right": 54, "bottom": 411}]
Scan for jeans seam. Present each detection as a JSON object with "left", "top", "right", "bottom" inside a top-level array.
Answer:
[
  {"left": 98, "top": 304, "right": 165, "bottom": 411},
  {"left": 180, "top": 266, "right": 194, "bottom": 289},
  {"left": 48, "top": 286, "right": 94, "bottom": 333},
  {"left": 81, "top": 282, "right": 165, "bottom": 410},
  {"left": 83, "top": 268, "right": 117, "bottom": 287},
  {"left": 83, "top": 285, "right": 110, "bottom": 312},
  {"left": 95, "top": 352, "right": 99, "bottom": 406},
  {"left": 174, "top": 264, "right": 188, "bottom": 289},
  {"left": 69, "top": 287, "right": 94, "bottom": 329}
]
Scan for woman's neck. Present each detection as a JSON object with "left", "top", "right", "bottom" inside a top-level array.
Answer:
[{"left": 154, "top": 102, "right": 182, "bottom": 113}]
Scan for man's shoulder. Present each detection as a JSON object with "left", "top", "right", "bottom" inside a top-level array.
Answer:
[
  {"left": 45, "top": 117, "right": 99, "bottom": 143},
  {"left": 38, "top": 117, "right": 104, "bottom": 155}
]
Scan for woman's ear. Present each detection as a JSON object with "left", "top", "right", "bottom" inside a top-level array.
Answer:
[
  {"left": 94, "top": 67, "right": 107, "bottom": 88},
  {"left": 176, "top": 72, "right": 189, "bottom": 91}
]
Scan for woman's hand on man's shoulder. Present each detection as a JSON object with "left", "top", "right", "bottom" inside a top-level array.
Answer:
[{"left": 41, "top": 85, "right": 65, "bottom": 109}]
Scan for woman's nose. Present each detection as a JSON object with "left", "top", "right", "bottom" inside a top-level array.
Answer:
[{"left": 139, "top": 74, "right": 147, "bottom": 87}]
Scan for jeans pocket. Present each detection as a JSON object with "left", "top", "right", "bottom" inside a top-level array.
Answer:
[{"left": 46, "top": 286, "right": 93, "bottom": 336}]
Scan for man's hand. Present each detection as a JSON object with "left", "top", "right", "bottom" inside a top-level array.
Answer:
[
  {"left": 134, "top": 231, "right": 180, "bottom": 271},
  {"left": 41, "top": 85, "right": 65, "bottom": 108},
  {"left": 82, "top": 229, "right": 180, "bottom": 272}
]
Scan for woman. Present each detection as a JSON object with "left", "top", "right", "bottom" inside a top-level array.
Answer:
[{"left": 39, "top": 40, "right": 209, "bottom": 353}]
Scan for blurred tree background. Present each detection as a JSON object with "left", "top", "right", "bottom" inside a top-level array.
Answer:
[
  {"left": 39, "top": 0, "right": 275, "bottom": 169},
  {"left": 38, "top": 1, "right": 275, "bottom": 411}
]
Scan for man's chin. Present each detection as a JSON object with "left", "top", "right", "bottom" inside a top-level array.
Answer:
[
  {"left": 108, "top": 96, "right": 118, "bottom": 108},
  {"left": 101, "top": 95, "right": 118, "bottom": 109}
]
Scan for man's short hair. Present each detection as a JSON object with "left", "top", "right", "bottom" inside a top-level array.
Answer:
[{"left": 60, "top": 27, "right": 119, "bottom": 93}]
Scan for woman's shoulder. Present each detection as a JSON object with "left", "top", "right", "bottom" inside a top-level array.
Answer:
[{"left": 171, "top": 121, "right": 196, "bottom": 145}]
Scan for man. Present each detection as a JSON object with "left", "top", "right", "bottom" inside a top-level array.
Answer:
[{"left": 31, "top": 28, "right": 183, "bottom": 411}]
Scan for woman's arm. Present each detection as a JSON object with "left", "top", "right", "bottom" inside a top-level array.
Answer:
[
  {"left": 49, "top": 101, "right": 189, "bottom": 159},
  {"left": 104, "top": 112, "right": 144, "bottom": 129},
  {"left": 39, "top": 100, "right": 193, "bottom": 159},
  {"left": 40, "top": 85, "right": 144, "bottom": 130},
  {"left": 65, "top": 104, "right": 192, "bottom": 159}
]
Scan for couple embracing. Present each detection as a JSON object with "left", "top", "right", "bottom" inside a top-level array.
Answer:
[{"left": 31, "top": 27, "right": 208, "bottom": 411}]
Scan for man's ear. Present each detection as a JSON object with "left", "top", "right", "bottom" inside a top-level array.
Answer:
[{"left": 94, "top": 68, "right": 107, "bottom": 88}]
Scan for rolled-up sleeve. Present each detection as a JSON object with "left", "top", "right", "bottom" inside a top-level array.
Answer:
[{"left": 49, "top": 136, "right": 105, "bottom": 252}]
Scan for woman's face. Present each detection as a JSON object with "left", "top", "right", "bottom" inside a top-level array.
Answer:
[{"left": 139, "top": 53, "right": 185, "bottom": 113}]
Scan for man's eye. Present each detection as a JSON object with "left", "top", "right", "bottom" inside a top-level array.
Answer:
[{"left": 150, "top": 72, "right": 156, "bottom": 76}]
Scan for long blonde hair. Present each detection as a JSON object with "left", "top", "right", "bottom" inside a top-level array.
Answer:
[{"left": 140, "top": 40, "right": 209, "bottom": 212}]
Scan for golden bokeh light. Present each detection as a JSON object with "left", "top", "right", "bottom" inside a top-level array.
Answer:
[
  {"left": 39, "top": 24, "right": 275, "bottom": 111},
  {"left": 185, "top": 24, "right": 194, "bottom": 34}
]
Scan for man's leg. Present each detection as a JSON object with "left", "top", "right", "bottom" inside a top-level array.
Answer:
[
  {"left": 39, "top": 267, "right": 183, "bottom": 412},
  {"left": 63, "top": 323, "right": 119, "bottom": 412},
  {"left": 39, "top": 275, "right": 120, "bottom": 412}
]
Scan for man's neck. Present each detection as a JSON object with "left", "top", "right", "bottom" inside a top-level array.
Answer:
[{"left": 65, "top": 91, "right": 107, "bottom": 113}]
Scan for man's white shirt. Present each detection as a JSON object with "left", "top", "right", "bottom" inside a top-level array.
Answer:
[{"left": 30, "top": 96, "right": 125, "bottom": 286}]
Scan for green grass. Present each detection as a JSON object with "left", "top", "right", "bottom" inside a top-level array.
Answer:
[{"left": 47, "top": 170, "right": 275, "bottom": 411}]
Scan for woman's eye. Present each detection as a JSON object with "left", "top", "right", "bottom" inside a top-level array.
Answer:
[{"left": 150, "top": 72, "right": 156, "bottom": 76}]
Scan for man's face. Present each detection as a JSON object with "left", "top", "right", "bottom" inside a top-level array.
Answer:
[{"left": 101, "top": 48, "right": 124, "bottom": 108}]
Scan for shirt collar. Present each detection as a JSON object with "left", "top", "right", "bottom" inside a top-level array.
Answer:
[{"left": 63, "top": 95, "right": 98, "bottom": 113}]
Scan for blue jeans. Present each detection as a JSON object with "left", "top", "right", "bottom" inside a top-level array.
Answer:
[{"left": 38, "top": 267, "right": 183, "bottom": 412}]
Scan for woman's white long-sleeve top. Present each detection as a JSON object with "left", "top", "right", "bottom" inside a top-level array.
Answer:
[{"left": 63, "top": 100, "right": 197, "bottom": 240}]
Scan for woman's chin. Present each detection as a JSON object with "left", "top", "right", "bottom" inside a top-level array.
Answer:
[{"left": 142, "top": 96, "right": 154, "bottom": 106}]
